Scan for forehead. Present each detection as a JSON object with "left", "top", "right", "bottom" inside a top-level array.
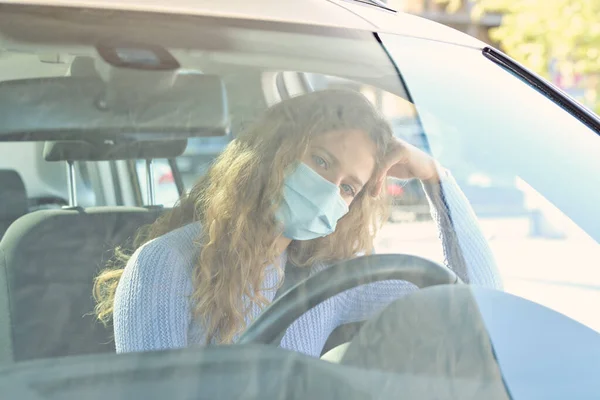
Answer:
[{"left": 310, "top": 129, "right": 378, "bottom": 181}]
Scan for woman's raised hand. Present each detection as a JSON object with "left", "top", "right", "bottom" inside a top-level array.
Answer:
[{"left": 371, "top": 137, "right": 441, "bottom": 197}]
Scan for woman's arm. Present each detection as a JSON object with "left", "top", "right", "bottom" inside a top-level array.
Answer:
[
  {"left": 331, "top": 171, "right": 502, "bottom": 326},
  {"left": 422, "top": 169, "right": 503, "bottom": 288},
  {"left": 113, "top": 241, "right": 193, "bottom": 353}
]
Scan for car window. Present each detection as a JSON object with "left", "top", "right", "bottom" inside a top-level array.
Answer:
[
  {"left": 380, "top": 32, "right": 600, "bottom": 331},
  {"left": 134, "top": 159, "right": 179, "bottom": 208},
  {"left": 0, "top": 8, "right": 599, "bottom": 398},
  {"left": 133, "top": 136, "right": 235, "bottom": 208}
]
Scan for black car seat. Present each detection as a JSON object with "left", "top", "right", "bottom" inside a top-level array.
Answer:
[
  {"left": 0, "top": 140, "right": 187, "bottom": 363},
  {"left": 0, "top": 170, "right": 28, "bottom": 239},
  {"left": 0, "top": 207, "right": 164, "bottom": 362}
]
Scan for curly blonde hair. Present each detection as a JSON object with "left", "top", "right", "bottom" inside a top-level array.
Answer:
[{"left": 94, "top": 89, "right": 395, "bottom": 344}]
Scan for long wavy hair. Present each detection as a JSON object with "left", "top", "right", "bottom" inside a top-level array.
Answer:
[{"left": 94, "top": 89, "right": 395, "bottom": 344}]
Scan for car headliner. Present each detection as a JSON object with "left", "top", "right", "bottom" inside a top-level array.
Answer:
[{"left": 0, "top": 0, "right": 485, "bottom": 48}]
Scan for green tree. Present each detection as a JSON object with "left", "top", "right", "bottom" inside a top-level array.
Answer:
[{"left": 439, "top": 0, "right": 600, "bottom": 113}]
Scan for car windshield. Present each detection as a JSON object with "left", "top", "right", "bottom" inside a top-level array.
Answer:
[{"left": 0, "top": 4, "right": 599, "bottom": 399}]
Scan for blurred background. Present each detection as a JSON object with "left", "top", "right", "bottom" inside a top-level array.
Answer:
[{"left": 386, "top": 0, "right": 600, "bottom": 115}]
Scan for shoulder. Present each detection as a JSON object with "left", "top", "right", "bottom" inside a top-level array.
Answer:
[
  {"left": 113, "top": 222, "right": 203, "bottom": 352},
  {"left": 116, "top": 222, "right": 203, "bottom": 300},
  {"left": 132, "top": 222, "right": 203, "bottom": 273}
]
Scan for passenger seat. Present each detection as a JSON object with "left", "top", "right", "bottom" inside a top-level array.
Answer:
[
  {"left": 0, "top": 170, "right": 28, "bottom": 239},
  {"left": 0, "top": 206, "right": 163, "bottom": 362},
  {"left": 0, "top": 69, "right": 228, "bottom": 363},
  {"left": 0, "top": 140, "right": 186, "bottom": 363}
]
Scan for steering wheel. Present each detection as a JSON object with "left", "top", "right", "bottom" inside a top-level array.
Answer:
[{"left": 238, "top": 254, "right": 461, "bottom": 345}]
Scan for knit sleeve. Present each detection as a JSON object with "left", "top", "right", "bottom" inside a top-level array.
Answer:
[
  {"left": 331, "top": 171, "right": 503, "bottom": 326},
  {"left": 422, "top": 169, "right": 502, "bottom": 289},
  {"left": 113, "top": 241, "right": 193, "bottom": 353}
]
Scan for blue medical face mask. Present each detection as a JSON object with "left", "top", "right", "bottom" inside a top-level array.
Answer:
[{"left": 276, "top": 162, "right": 350, "bottom": 241}]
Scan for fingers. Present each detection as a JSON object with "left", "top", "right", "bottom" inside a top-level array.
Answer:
[
  {"left": 369, "top": 141, "right": 404, "bottom": 197},
  {"left": 370, "top": 139, "right": 415, "bottom": 198}
]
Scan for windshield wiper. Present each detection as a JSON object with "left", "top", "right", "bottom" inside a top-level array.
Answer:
[
  {"left": 482, "top": 47, "right": 600, "bottom": 136},
  {"left": 349, "top": 0, "right": 397, "bottom": 12}
]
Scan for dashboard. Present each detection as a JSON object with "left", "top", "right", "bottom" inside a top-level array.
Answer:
[{"left": 2, "top": 286, "right": 600, "bottom": 399}]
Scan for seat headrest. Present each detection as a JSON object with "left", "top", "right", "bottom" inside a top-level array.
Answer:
[
  {"left": 43, "top": 139, "right": 187, "bottom": 161},
  {"left": 0, "top": 169, "right": 28, "bottom": 220}
]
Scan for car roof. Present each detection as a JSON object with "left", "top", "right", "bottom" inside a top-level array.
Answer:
[{"left": 1, "top": 0, "right": 485, "bottom": 48}]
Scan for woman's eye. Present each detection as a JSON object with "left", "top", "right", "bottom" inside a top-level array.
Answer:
[
  {"left": 312, "top": 155, "right": 328, "bottom": 169},
  {"left": 340, "top": 183, "right": 356, "bottom": 197}
]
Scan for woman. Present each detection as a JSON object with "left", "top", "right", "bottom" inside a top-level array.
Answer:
[{"left": 94, "top": 89, "right": 502, "bottom": 357}]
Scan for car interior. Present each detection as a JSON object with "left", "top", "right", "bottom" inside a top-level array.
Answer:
[
  {"left": 2, "top": 4, "right": 600, "bottom": 399},
  {"left": 0, "top": 4, "right": 427, "bottom": 365},
  {"left": 0, "top": 169, "right": 28, "bottom": 238},
  {"left": 0, "top": 55, "right": 365, "bottom": 367},
  {"left": 0, "top": 64, "right": 387, "bottom": 363}
]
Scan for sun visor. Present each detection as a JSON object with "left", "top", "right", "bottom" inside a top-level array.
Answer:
[
  {"left": 43, "top": 139, "right": 187, "bottom": 161},
  {"left": 0, "top": 73, "right": 229, "bottom": 141}
]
